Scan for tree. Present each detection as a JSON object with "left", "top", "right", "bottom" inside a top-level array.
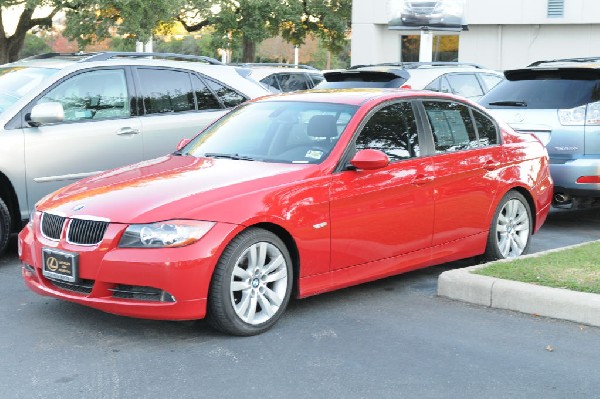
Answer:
[
  {"left": 19, "top": 32, "right": 52, "bottom": 58},
  {"left": 0, "top": 1, "right": 62, "bottom": 63}
]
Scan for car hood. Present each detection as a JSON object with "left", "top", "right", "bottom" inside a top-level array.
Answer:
[{"left": 38, "top": 155, "right": 313, "bottom": 224}]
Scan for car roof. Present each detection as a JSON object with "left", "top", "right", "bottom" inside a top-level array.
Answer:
[
  {"left": 322, "top": 62, "right": 502, "bottom": 89},
  {"left": 258, "top": 88, "right": 465, "bottom": 106}
]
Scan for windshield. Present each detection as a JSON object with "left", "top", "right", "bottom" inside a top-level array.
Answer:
[
  {"left": 183, "top": 101, "right": 358, "bottom": 164},
  {"left": 0, "top": 66, "right": 58, "bottom": 113}
]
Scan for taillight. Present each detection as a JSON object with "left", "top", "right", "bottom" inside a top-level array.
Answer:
[
  {"left": 577, "top": 176, "right": 600, "bottom": 184},
  {"left": 558, "top": 101, "right": 600, "bottom": 126},
  {"left": 400, "top": 84, "right": 412, "bottom": 89}
]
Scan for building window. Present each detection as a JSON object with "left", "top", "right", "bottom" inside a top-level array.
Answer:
[{"left": 547, "top": 0, "right": 564, "bottom": 18}]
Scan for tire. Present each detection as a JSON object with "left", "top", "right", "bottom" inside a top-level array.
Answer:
[
  {"left": 0, "top": 198, "right": 10, "bottom": 257},
  {"left": 484, "top": 191, "right": 532, "bottom": 261},
  {"left": 207, "top": 228, "right": 293, "bottom": 336}
]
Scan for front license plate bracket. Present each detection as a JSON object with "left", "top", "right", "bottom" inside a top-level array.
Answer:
[{"left": 42, "top": 248, "right": 79, "bottom": 283}]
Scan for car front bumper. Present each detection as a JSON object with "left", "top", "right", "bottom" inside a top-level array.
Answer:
[{"left": 19, "top": 219, "right": 240, "bottom": 321}]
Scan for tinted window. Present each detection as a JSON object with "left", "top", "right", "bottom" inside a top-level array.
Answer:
[
  {"left": 138, "top": 69, "right": 194, "bottom": 114},
  {"left": 480, "top": 78, "right": 600, "bottom": 109},
  {"left": 204, "top": 78, "right": 247, "bottom": 108},
  {"left": 473, "top": 110, "right": 498, "bottom": 146},
  {"left": 446, "top": 74, "right": 484, "bottom": 98},
  {"left": 37, "top": 69, "right": 129, "bottom": 122},
  {"left": 191, "top": 74, "right": 222, "bottom": 110},
  {"left": 357, "top": 102, "right": 419, "bottom": 162},
  {"left": 260, "top": 75, "right": 281, "bottom": 91},
  {"left": 423, "top": 101, "right": 477, "bottom": 153}
]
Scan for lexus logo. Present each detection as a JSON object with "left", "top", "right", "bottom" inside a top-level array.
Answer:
[
  {"left": 513, "top": 113, "right": 525, "bottom": 123},
  {"left": 46, "top": 256, "right": 59, "bottom": 272}
]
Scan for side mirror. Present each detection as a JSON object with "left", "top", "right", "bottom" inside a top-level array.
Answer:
[
  {"left": 28, "top": 102, "right": 65, "bottom": 127},
  {"left": 349, "top": 149, "right": 389, "bottom": 170},
  {"left": 176, "top": 138, "right": 191, "bottom": 151}
]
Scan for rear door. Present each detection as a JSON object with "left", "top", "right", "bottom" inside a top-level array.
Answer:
[
  {"left": 134, "top": 67, "right": 246, "bottom": 158},
  {"left": 22, "top": 67, "right": 143, "bottom": 211},
  {"left": 419, "top": 99, "right": 502, "bottom": 246}
]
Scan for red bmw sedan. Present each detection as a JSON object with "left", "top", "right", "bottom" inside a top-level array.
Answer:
[{"left": 19, "top": 89, "right": 553, "bottom": 335}]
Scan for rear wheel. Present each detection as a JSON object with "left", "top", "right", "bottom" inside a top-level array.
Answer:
[
  {"left": 484, "top": 191, "right": 532, "bottom": 261},
  {"left": 207, "top": 228, "right": 293, "bottom": 336},
  {"left": 0, "top": 198, "right": 10, "bottom": 257}
]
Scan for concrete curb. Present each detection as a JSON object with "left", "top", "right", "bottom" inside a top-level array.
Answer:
[{"left": 437, "top": 240, "right": 600, "bottom": 327}]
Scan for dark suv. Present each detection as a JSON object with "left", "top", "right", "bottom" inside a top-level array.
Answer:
[{"left": 480, "top": 57, "right": 600, "bottom": 208}]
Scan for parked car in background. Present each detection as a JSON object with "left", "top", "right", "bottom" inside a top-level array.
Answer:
[
  {"left": 20, "top": 89, "right": 552, "bottom": 336},
  {"left": 235, "top": 63, "right": 324, "bottom": 92},
  {"left": 318, "top": 62, "right": 504, "bottom": 100},
  {"left": 479, "top": 57, "right": 600, "bottom": 209},
  {"left": 0, "top": 52, "right": 271, "bottom": 256}
]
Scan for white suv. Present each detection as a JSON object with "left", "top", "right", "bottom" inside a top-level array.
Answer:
[
  {"left": 0, "top": 52, "right": 271, "bottom": 255},
  {"left": 318, "top": 62, "right": 504, "bottom": 101}
]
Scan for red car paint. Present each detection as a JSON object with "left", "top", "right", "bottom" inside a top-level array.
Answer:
[{"left": 19, "top": 89, "right": 553, "bottom": 320}]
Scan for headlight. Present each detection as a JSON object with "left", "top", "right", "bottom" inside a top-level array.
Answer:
[{"left": 119, "top": 220, "right": 215, "bottom": 248}]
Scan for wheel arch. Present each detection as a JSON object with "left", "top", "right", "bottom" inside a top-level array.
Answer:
[
  {"left": 501, "top": 186, "right": 537, "bottom": 234},
  {"left": 249, "top": 222, "right": 301, "bottom": 297},
  {"left": 0, "top": 171, "right": 22, "bottom": 233}
]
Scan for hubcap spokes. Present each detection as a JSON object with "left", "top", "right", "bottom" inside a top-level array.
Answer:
[
  {"left": 496, "top": 199, "right": 530, "bottom": 258},
  {"left": 230, "top": 242, "right": 288, "bottom": 325}
]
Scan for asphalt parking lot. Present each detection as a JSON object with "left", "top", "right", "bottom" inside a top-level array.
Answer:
[{"left": 1, "top": 207, "right": 599, "bottom": 398}]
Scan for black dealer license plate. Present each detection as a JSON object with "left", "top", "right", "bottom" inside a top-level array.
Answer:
[{"left": 42, "top": 248, "right": 79, "bottom": 283}]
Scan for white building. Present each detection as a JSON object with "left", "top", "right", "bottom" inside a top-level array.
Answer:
[{"left": 351, "top": 0, "right": 600, "bottom": 70}]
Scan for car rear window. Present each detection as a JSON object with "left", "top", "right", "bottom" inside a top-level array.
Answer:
[
  {"left": 318, "top": 71, "right": 409, "bottom": 89},
  {"left": 480, "top": 73, "right": 600, "bottom": 109}
]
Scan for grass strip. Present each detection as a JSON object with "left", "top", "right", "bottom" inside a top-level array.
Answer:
[{"left": 474, "top": 241, "right": 600, "bottom": 294}]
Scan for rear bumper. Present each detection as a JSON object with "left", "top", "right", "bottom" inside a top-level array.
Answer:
[{"left": 550, "top": 158, "right": 600, "bottom": 197}]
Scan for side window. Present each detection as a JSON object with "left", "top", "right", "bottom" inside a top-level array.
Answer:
[
  {"left": 204, "top": 78, "right": 247, "bottom": 108},
  {"left": 473, "top": 109, "right": 499, "bottom": 146},
  {"left": 446, "top": 73, "right": 485, "bottom": 99},
  {"left": 260, "top": 74, "right": 281, "bottom": 91},
  {"left": 440, "top": 76, "right": 451, "bottom": 93},
  {"left": 138, "top": 68, "right": 195, "bottom": 114},
  {"left": 424, "top": 76, "right": 441, "bottom": 92},
  {"left": 278, "top": 73, "right": 310, "bottom": 92},
  {"left": 308, "top": 73, "right": 324, "bottom": 87},
  {"left": 191, "top": 74, "right": 222, "bottom": 110},
  {"left": 356, "top": 101, "right": 420, "bottom": 162},
  {"left": 479, "top": 73, "right": 504, "bottom": 92},
  {"left": 423, "top": 101, "right": 477, "bottom": 153},
  {"left": 36, "top": 69, "right": 129, "bottom": 122}
]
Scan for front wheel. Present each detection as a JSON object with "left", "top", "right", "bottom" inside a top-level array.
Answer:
[
  {"left": 207, "top": 228, "right": 293, "bottom": 336},
  {"left": 0, "top": 198, "right": 10, "bottom": 257},
  {"left": 484, "top": 191, "right": 532, "bottom": 261}
]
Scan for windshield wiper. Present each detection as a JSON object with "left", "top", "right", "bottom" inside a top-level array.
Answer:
[
  {"left": 203, "top": 152, "right": 256, "bottom": 161},
  {"left": 487, "top": 100, "right": 528, "bottom": 107}
]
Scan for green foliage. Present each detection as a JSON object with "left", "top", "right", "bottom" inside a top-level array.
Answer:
[
  {"left": 19, "top": 33, "right": 52, "bottom": 59},
  {"left": 154, "top": 35, "right": 217, "bottom": 58},
  {"left": 475, "top": 241, "right": 600, "bottom": 294}
]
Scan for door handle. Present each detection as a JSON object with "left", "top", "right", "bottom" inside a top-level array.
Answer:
[
  {"left": 116, "top": 127, "right": 140, "bottom": 136},
  {"left": 412, "top": 174, "right": 434, "bottom": 186},
  {"left": 483, "top": 160, "right": 500, "bottom": 171}
]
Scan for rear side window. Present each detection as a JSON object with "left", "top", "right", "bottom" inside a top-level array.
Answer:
[
  {"left": 138, "top": 68, "right": 195, "bottom": 114},
  {"left": 423, "top": 101, "right": 478, "bottom": 153},
  {"left": 480, "top": 78, "right": 600, "bottom": 109},
  {"left": 204, "top": 78, "right": 247, "bottom": 108},
  {"left": 445, "top": 74, "right": 484, "bottom": 99},
  {"left": 472, "top": 110, "right": 498, "bottom": 146},
  {"left": 191, "top": 74, "right": 222, "bottom": 110}
]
